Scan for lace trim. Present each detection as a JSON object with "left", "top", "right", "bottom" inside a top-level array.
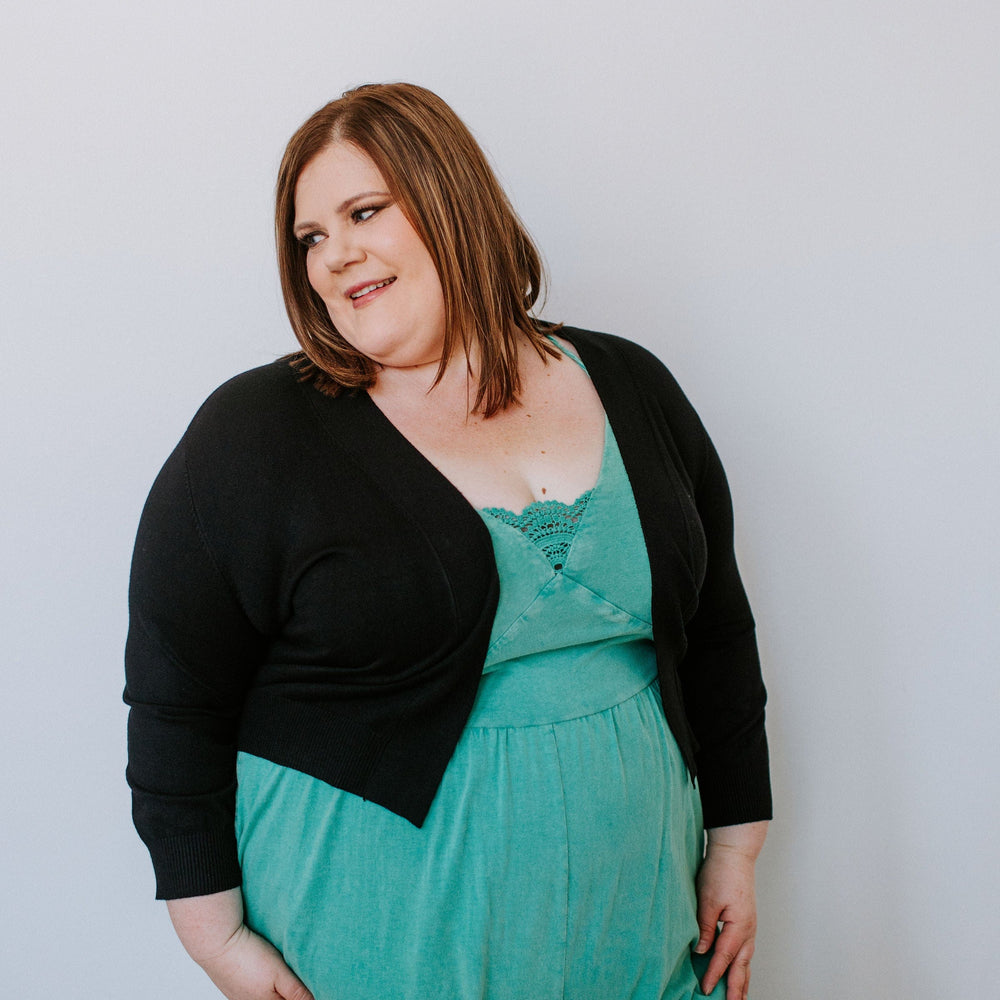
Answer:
[{"left": 481, "top": 491, "right": 592, "bottom": 569}]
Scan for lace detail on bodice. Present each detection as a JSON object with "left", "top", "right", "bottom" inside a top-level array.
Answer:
[{"left": 480, "top": 491, "right": 593, "bottom": 570}]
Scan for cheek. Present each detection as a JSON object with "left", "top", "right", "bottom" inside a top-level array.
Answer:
[
  {"left": 408, "top": 248, "right": 444, "bottom": 309},
  {"left": 424, "top": 270, "right": 446, "bottom": 318},
  {"left": 304, "top": 255, "right": 325, "bottom": 296}
]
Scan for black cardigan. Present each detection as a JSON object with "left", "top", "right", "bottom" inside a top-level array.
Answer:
[{"left": 125, "top": 327, "right": 771, "bottom": 899}]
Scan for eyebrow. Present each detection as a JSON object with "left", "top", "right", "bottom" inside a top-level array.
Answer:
[{"left": 293, "top": 190, "right": 391, "bottom": 235}]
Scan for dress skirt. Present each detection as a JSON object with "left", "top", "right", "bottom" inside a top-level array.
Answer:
[{"left": 235, "top": 417, "right": 724, "bottom": 999}]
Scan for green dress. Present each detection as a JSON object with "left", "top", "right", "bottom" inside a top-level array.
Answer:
[{"left": 235, "top": 402, "right": 723, "bottom": 998}]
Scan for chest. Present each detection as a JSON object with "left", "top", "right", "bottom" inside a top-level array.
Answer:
[
  {"left": 247, "top": 352, "right": 708, "bottom": 674},
  {"left": 369, "top": 353, "right": 607, "bottom": 512}
]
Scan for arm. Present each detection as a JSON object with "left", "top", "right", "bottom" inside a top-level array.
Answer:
[
  {"left": 602, "top": 332, "right": 771, "bottom": 825},
  {"left": 167, "top": 890, "right": 313, "bottom": 1000},
  {"left": 679, "top": 418, "right": 770, "bottom": 829},
  {"left": 680, "top": 415, "right": 770, "bottom": 999},
  {"left": 127, "top": 455, "right": 309, "bottom": 997},
  {"left": 633, "top": 351, "right": 771, "bottom": 995},
  {"left": 125, "top": 435, "right": 264, "bottom": 898},
  {"left": 695, "top": 821, "right": 769, "bottom": 1000},
  {"left": 125, "top": 431, "right": 296, "bottom": 993}
]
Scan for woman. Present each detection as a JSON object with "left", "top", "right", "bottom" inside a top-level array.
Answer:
[{"left": 125, "top": 82, "right": 771, "bottom": 1000}]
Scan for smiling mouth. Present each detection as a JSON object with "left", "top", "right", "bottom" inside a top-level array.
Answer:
[{"left": 348, "top": 277, "right": 396, "bottom": 300}]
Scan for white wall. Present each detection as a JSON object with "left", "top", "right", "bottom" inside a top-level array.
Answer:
[{"left": 3, "top": 1, "right": 998, "bottom": 996}]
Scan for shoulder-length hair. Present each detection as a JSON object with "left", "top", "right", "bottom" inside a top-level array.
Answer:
[{"left": 275, "top": 82, "right": 559, "bottom": 417}]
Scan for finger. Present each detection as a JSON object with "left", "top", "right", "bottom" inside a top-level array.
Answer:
[
  {"left": 273, "top": 965, "right": 314, "bottom": 1000},
  {"left": 700, "top": 943, "right": 732, "bottom": 997},
  {"left": 725, "top": 953, "right": 752, "bottom": 1000},
  {"left": 701, "top": 924, "right": 753, "bottom": 997},
  {"left": 723, "top": 941, "right": 755, "bottom": 1000},
  {"left": 725, "top": 959, "right": 746, "bottom": 1000},
  {"left": 693, "top": 919, "right": 718, "bottom": 955},
  {"left": 693, "top": 904, "right": 723, "bottom": 955}
]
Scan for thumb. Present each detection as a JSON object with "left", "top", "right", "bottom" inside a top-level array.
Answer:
[
  {"left": 693, "top": 907, "right": 720, "bottom": 955},
  {"left": 274, "top": 965, "right": 314, "bottom": 1000}
]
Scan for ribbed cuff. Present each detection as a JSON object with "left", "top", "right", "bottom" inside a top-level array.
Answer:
[
  {"left": 149, "top": 827, "right": 242, "bottom": 900},
  {"left": 697, "top": 738, "right": 773, "bottom": 829}
]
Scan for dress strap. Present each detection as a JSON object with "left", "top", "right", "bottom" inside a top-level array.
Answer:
[{"left": 544, "top": 333, "right": 588, "bottom": 372}]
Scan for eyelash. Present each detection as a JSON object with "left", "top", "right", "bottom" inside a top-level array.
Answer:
[
  {"left": 297, "top": 204, "right": 385, "bottom": 248},
  {"left": 352, "top": 204, "right": 381, "bottom": 223}
]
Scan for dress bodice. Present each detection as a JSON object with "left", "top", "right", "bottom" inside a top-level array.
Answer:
[{"left": 477, "top": 417, "right": 654, "bottom": 677}]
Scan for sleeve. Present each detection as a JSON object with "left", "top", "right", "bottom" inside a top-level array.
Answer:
[
  {"left": 674, "top": 390, "right": 772, "bottom": 828},
  {"left": 124, "top": 435, "right": 267, "bottom": 899}
]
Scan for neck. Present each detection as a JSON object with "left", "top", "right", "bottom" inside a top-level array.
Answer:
[{"left": 372, "top": 339, "right": 483, "bottom": 406}]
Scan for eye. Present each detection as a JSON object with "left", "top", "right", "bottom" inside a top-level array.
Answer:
[
  {"left": 351, "top": 204, "right": 382, "bottom": 223},
  {"left": 296, "top": 231, "right": 325, "bottom": 249}
]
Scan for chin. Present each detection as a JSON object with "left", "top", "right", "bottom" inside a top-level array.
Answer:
[
  {"left": 332, "top": 313, "right": 446, "bottom": 366},
  {"left": 347, "top": 340, "right": 436, "bottom": 370},
  {"left": 366, "top": 337, "right": 447, "bottom": 370}
]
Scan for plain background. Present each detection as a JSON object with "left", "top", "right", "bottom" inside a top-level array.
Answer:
[{"left": 2, "top": 1, "right": 998, "bottom": 996}]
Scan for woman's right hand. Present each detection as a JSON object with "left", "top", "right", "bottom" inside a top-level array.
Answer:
[
  {"left": 166, "top": 889, "right": 314, "bottom": 1000},
  {"left": 193, "top": 923, "right": 314, "bottom": 1000}
]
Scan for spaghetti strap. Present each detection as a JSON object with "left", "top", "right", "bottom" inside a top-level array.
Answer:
[{"left": 544, "top": 333, "right": 588, "bottom": 372}]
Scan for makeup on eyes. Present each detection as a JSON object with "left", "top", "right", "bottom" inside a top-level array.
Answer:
[
  {"left": 294, "top": 190, "right": 391, "bottom": 237},
  {"left": 295, "top": 199, "right": 392, "bottom": 248}
]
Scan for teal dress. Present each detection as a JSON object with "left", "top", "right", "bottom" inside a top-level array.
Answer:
[{"left": 235, "top": 395, "right": 723, "bottom": 998}]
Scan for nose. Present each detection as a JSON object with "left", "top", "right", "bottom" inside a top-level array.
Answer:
[{"left": 317, "top": 226, "right": 365, "bottom": 273}]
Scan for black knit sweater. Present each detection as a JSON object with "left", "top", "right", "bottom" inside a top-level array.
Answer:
[{"left": 125, "top": 327, "right": 771, "bottom": 899}]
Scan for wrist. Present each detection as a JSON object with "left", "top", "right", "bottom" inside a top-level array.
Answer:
[
  {"left": 705, "top": 820, "right": 769, "bottom": 861},
  {"left": 166, "top": 887, "right": 245, "bottom": 964}
]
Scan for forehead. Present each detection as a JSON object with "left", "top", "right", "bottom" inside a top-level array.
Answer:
[{"left": 294, "top": 142, "right": 388, "bottom": 214}]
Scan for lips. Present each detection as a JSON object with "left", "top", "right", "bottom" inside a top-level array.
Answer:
[{"left": 346, "top": 276, "right": 396, "bottom": 303}]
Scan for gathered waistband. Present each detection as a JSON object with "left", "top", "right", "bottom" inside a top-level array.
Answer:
[{"left": 465, "top": 638, "right": 659, "bottom": 728}]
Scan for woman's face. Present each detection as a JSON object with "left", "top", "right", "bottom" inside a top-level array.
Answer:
[{"left": 294, "top": 142, "right": 447, "bottom": 369}]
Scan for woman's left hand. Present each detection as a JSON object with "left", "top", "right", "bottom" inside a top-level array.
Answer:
[{"left": 693, "top": 820, "right": 768, "bottom": 1000}]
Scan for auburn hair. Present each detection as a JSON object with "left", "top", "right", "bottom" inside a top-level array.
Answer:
[{"left": 275, "top": 82, "right": 559, "bottom": 416}]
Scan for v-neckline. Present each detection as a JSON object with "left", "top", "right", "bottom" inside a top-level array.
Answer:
[
  {"left": 476, "top": 415, "right": 612, "bottom": 573},
  {"left": 479, "top": 409, "right": 610, "bottom": 519},
  {"left": 358, "top": 335, "right": 609, "bottom": 518}
]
